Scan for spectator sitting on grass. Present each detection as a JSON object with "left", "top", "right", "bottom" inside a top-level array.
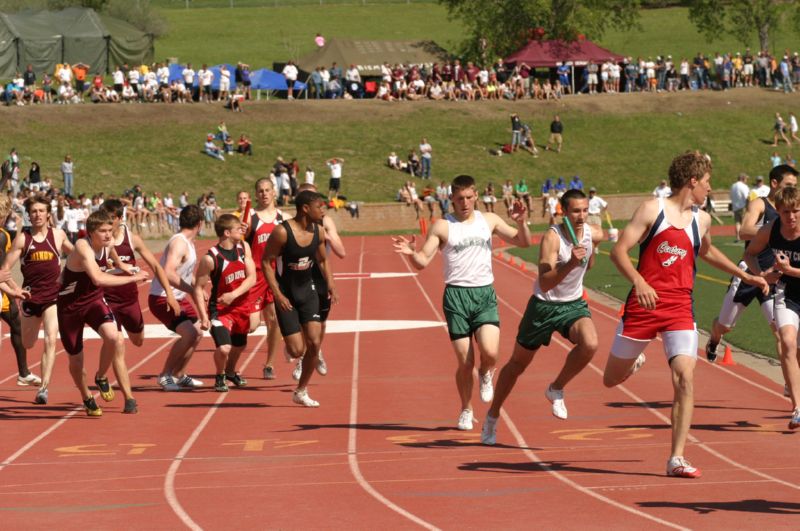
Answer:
[
  {"left": 204, "top": 134, "right": 225, "bottom": 161},
  {"left": 387, "top": 152, "right": 402, "bottom": 170},
  {"left": 237, "top": 134, "right": 252, "bottom": 156}
]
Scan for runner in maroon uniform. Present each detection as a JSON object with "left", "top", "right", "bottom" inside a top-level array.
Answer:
[
  {"left": 0, "top": 194, "right": 40, "bottom": 387},
  {"left": 242, "top": 179, "right": 283, "bottom": 379},
  {"left": 603, "top": 151, "right": 767, "bottom": 478},
  {"left": 0, "top": 196, "right": 73, "bottom": 405},
  {"left": 57, "top": 211, "right": 149, "bottom": 416},
  {"left": 99, "top": 199, "right": 179, "bottom": 411},
  {"left": 194, "top": 214, "right": 256, "bottom": 392}
]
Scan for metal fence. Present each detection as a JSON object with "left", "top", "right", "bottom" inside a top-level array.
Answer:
[{"left": 153, "top": 0, "right": 436, "bottom": 8}]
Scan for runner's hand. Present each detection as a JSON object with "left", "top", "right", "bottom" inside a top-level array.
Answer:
[
  {"left": 166, "top": 294, "right": 181, "bottom": 316},
  {"left": 218, "top": 292, "right": 236, "bottom": 306},
  {"left": 774, "top": 252, "right": 792, "bottom": 274},
  {"left": 200, "top": 317, "right": 210, "bottom": 331},
  {"left": 134, "top": 271, "right": 150, "bottom": 283},
  {"left": 509, "top": 199, "right": 527, "bottom": 222},
  {"left": 276, "top": 293, "right": 293, "bottom": 312},
  {"left": 744, "top": 273, "right": 770, "bottom": 296},
  {"left": 392, "top": 235, "right": 416, "bottom": 255},
  {"left": 569, "top": 245, "right": 587, "bottom": 266},
  {"left": 14, "top": 287, "right": 31, "bottom": 300},
  {"left": 633, "top": 279, "right": 659, "bottom": 310},
  {"left": 761, "top": 267, "right": 781, "bottom": 285},
  {"left": 329, "top": 285, "right": 339, "bottom": 305}
]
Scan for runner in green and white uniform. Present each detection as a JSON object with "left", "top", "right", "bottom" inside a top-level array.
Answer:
[
  {"left": 394, "top": 174, "right": 531, "bottom": 431},
  {"left": 482, "top": 189, "right": 603, "bottom": 445}
]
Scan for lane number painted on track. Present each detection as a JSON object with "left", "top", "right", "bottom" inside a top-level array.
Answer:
[
  {"left": 55, "top": 443, "right": 155, "bottom": 457},
  {"left": 551, "top": 428, "right": 652, "bottom": 441}
]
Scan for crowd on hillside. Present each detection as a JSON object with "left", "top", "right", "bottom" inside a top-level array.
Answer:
[
  {"left": 4, "top": 47, "right": 800, "bottom": 107},
  {"left": 294, "top": 49, "right": 800, "bottom": 101}
]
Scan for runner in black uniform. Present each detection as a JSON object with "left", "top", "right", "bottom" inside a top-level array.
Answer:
[
  {"left": 262, "top": 190, "right": 337, "bottom": 407},
  {"left": 706, "top": 165, "right": 798, "bottom": 363},
  {"left": 745, "top": 185, "right": 800, "bottom": 429}
]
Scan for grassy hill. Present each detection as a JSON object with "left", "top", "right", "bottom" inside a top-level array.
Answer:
[{"left": 5, "top": 88, "right": 796, "bottom": 207}]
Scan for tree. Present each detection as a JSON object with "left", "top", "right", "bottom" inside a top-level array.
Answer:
[
  {"left": 688, "top": 0, "right": 800, "bottom": 53},
  {"left": 438, "top": 0, "right": 640, "bottom": 62}
]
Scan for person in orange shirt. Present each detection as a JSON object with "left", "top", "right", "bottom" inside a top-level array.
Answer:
[{"left": 72, "top": 62, "right": 90, "bottom": 99}]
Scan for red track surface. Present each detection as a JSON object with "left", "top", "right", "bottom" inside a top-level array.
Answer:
[{"left": 1, "top": 235, "right": 797, "bottom": 530}]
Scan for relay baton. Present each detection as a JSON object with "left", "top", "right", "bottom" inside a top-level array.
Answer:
[
  {"left": 243, "top": 199, "right": 252, "bottom": 226},
  {"left": 563, "top": 216, "right": 587, "bottom": 265}
]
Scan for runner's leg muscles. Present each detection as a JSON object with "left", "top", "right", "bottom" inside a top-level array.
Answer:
[
  {"left": 552, "top": 317, "right": 598, "bottom": 390},
  {"left": 669, "top": 354, "right": 696, "bottom": 457},
  {"left": 488, "top": 342, "right": 536, "bottom": 418}
]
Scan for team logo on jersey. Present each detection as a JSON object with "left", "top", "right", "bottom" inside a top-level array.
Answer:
[
  {"left": 289, "top": 257, "right": 313, "bottom": 271},
  {"left": 657, "top": 241, "right": 687, "bottom": 267}
]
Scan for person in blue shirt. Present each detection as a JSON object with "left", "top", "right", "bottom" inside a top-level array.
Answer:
[
  {"left": 557, "top": 64, "right": 570, "bottom": 94},
  {"left": 554, "top": 177, "right": 567, "bottom": 195},
  {"left": 569, "top": 175, "right": 583, "bottom": 190},
  {"left": 541, "top": 177, "right": 553, "bottom": 196}
]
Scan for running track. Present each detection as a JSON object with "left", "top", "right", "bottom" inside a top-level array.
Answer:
[{"left": 0, "top": 236, "right": 798, "bottom": 529}]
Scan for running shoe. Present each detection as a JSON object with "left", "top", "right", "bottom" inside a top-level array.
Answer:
[
  {"left": 263, "top": 366, "right": 276, "bottom": 380},
  {"left": 666, "top": 456, "right": 701, "bottom": 478},
  {"left": 790, "top": 408, "right": 800, "bottom": 430},
  {"left": 83, "top": 397, "right": 103, "bottom": 417},
  {"left": 545, "top": 385, "right": 568, "bottom": 420},
  {"left": 481, "top": 415, "right": 498, "bottom": 445},
  {"left": 225, "top": 373, "right": 248, "bottom": 388},
  {"left": 34, "top": 388, "right": 48, "bottom": 405},
  {"left": 479, "top": 368, "right": 495, "bottom": 403},
  {"left": 292, "top": 389, "right": 319, "bottom": 408},
  {"left": 123, "top": 398, "right": 138, "bottom": 414},
  {"left": 176, "top": 374, "right": 204, "bottom": 388},
  {"left": 159, "top": 374, "right": 181, "bottom": 392},
  {"left": 94, "top": 375, "right": 115, "bottom": 402},
  {"left": 705, "top": 340, "right": 719, "bottom": 363},
  {"left": 292, "top": 359, "right": 303, "bottom": 381},
  {"left": 457, "top": 408, "right": 476, "bottom": 431},
  {"left": 214, "top": 374, "right": 229, "bottom": 393},
  {"left": 316, "top": 350, "right": 328, "bottom": 376},
  {"left": 622, "top": 353, "right": 646, "bottom": 383},
  {"left": 17, "top": 373, "right": 42, "bottom": 386}
]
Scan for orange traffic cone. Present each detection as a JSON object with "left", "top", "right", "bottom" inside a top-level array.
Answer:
[
  {"left": 508, "top": 256, "right": 516, "bottom": 266},
  {"left": 582, "top": 288, "right": 589, "bottom": 301},
  {"left": 720, "top": 345, "right": 736, "bottom": 366},
  {"left": 519, "top": 261, "right": 527, "bottom": 272},
  {"left": 617, "top": 304, "right": 625, "bottom": 317}
]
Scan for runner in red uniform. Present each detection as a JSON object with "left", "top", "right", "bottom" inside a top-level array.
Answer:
[
  {"left": 99, "top": 199, "right": 179, "bottom": 412},
  {"left": 603, "top": 151, "right": 768, "bottom": 478},
  {"left": 0, "top": 196, "right": 73, "bottom": 405},
  {"left": 194, "top": 214, "right": 256, "bottom": 392},
  {"left": 57, "top": 211, "right": 149, "bottom": 416},
  {"left": 242, "top": 179, "right": 283, "bottom": 379}
]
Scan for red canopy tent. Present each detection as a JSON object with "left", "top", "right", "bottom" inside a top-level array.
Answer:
[
  {"left": 505, "top": 39, "right": 625, "bottom": 68},
  {"left": 505, "top": 39, "right": 625, "bottom": 94}
]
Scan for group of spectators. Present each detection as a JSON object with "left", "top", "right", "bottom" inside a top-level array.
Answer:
[
  {"left": 2, "top": 61, "right": 255, "bottom": 107},
  {"left": 386, "top": 138, "right": 433, "bottom": 179},
  {"left": 204, "top": 121, "right": 254, "bottom": 161},
  {"left": 281, "top": 48, "right": 800, "bottom": 103}
]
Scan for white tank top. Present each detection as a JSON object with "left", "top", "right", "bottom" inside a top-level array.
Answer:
[
  {"left": 442, "top": 210, "right": 494, "bottom": 287},
  {"left": 534, "top": 224, "right": 592, "bottom": 302},
  {"left": 149, "top": 232, "right": 196, "bottom": 300}
]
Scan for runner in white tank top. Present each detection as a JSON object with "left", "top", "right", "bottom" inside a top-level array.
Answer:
[
  {"left": 484, "top": 190, "right": 603, "bottom": 444},
  {"left": 149, "top": 232, "right": 196, "bottom": 301},
  {"left": 394, "top": 175, "right": 531, "bottom": 431},
  {"left": 442, "top": 210, "right": 494, "bottom": 287},
  {"left": 147, "top": 205, "right": 206, "bottom": 392}
]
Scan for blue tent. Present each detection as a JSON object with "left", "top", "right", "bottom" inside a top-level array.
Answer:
[
  {"left": 249, "top": 68, "right": 306, "bottom": 91},
  {"left": 168, "top": 63, "right": 184, "bottom": 83}
]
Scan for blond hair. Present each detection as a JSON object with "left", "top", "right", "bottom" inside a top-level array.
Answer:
[{"left": 775, "top": 186, "right": 800, "bottom": 210}]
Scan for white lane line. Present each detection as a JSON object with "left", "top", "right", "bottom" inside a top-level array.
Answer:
[
  {"left": 163, "top": 336, "right": 266, "bottom": 531},
  {"left": 0, "top": 337, "right": 176, "bottom": 473},
  {"left": 349, "top": 238, "right": 440, "bottom": 530},
  {"left": 400, "top": 255, "right": 684, "bottom": 529},
  {"left": 494, "top": 293, "right": 800, "bottom": 492}
]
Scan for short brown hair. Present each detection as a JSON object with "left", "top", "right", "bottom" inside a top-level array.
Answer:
[
  {"left": 214, "top": 213, "right": 242, "bottom": 237},
  {"left": 25, "top": 195, "right": 51, "bottom": 214},
  {"left": 668, "top": 151, "right": 712, "bottom": 190},
  {"left": 775, "top": 186, "right": 800, "bottom": 210},
  {"left": 86, "top": 210, "right": 113, "bottom": 234},
  {"left": 451, "top": 175, "right": 476, "bottom": 193}
]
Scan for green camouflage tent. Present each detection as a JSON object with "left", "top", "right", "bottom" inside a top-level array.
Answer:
[{"left": 0, "top": 7, "right": 153, "bottom": 79}]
